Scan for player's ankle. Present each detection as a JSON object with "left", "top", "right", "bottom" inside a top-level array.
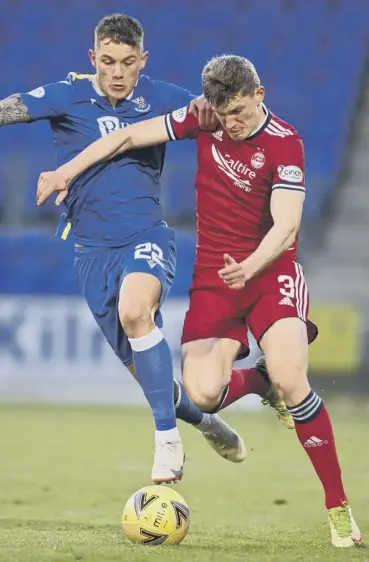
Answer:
[
  {"left": 195, "top": 413, "right": 213, "bottom": 431},
  {"left": 155, "top": 427, "right": 180, "bottom": 445}
]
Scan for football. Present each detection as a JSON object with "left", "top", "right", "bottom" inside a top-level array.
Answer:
[{"left": 122, "top": 485, "right": 190, "bottom": 546}]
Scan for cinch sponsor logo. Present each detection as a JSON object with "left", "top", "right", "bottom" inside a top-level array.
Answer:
[{"left": 277, "top": 165, "right": 303, "bottom": 183}]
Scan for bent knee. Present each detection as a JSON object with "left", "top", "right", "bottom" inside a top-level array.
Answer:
[
  {"left": 184, "top": 378, "right": 225, "bottom": 412},
  {"left": 181, "top": 338, "right": 235, "bottom": 411},
  {"left": 119, "top": 302, "right": 155, "bottom": 337}
]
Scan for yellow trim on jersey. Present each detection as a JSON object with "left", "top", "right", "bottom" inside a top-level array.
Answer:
[
  {"left": 69, "top": 72, "right": 94, "bottom": 82},
  {"left": 61, "top": 222, "right": 72, "bottom": 240}
]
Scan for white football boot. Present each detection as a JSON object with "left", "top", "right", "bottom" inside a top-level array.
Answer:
[
  {"left": 173, "top": 380, "right": 246, "bottom": 463},
  {"left": 151, "top": 432, "right": 185, "bottom": 484},
  {"left": 199, "top": 414, "right": 246, "bottom": 463}
]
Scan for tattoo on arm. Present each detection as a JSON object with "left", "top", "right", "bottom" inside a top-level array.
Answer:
[{"left": 0, "top": 94, "right": 31, "bottom": 126}]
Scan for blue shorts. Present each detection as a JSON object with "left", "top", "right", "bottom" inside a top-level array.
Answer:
[{"left": 74, "top": 224, "right": 176, "bottom": 366}]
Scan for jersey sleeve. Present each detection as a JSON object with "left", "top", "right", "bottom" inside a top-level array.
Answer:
[
  {"left": 153, "top": 79, "right": 195, "bottom": 114},
  {"left": 20, "top": 78, "right": 73, "bottom": 122},
  {"left": 270, "top": 135, "right": 305, "bottom": 193},
  {"left": 164, "top": 105, "right": 200, "bottom": 141}
]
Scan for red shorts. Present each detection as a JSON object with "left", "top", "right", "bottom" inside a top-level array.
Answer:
[{"left": 181, "top": 260, "right": 318, "bottom": 359}]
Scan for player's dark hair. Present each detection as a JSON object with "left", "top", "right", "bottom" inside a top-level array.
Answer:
[
  {"left": 202, "top": 55, "right": 260, "bottom": 108},
  {"left": 95, "top": 14, "right": 144, "bottom": 49}
]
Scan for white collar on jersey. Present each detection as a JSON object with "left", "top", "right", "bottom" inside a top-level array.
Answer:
[
  {"left": 92, "top": 75, "right": 134, "bottom": 100},
  {"left": 247, "top": 103, "right": 269, "bottom": 138}
]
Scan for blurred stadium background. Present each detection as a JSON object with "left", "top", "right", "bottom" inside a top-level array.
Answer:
[
  {"left": 1, "top": 2, "right": 369, "bottom": 560},
  {"left": 0, "top": 0, "right": 368, "bottom": 402}
]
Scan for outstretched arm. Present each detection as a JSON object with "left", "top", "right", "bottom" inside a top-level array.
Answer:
[
  {"left": 37, "top": 105, "right": 200, "bottom": 206},
  {"left": 63, "top": 115, "right": 170, "bottom": 180},
  {"left": 0, "top": 94, "right": 31, "bottom": 126},
  {"left": 37, "top": 115, "right": 170, "bottom": 206}
]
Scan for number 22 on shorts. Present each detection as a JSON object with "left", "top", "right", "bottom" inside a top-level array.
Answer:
[{"left": 134, "top": 242, "right": 164, "bottom": 268}]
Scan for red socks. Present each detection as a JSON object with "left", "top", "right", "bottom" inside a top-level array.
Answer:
[
  {"left": 216, "top": 372, "right": 347, "bottom": 510},
  {"left": 288, "top": 392, "right": 347, "bottom": 509},
  {"left": 217, "top": 368, "right": 269, "bottom": 411}
]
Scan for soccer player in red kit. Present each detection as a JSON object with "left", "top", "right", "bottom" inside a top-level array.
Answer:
[{"left": 37, "top": 55, "right": 361, "bottom": 548}]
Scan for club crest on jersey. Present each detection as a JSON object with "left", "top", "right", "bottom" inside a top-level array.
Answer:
[
  {"left": 211, "top": 144, "right": 255, "bottom": 193},
  {"left": 132, "top": 96, "right": 151, "bottom": 113},
  {"left": 251, "top": 151, "right": 265, "bottom": 169}
]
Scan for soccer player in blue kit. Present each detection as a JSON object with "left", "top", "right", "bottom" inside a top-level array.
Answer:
[{"left": 0, "top": 14, "right": 246, "bottom": 483}]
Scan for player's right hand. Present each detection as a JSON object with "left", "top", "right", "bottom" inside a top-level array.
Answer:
[
  {"left": 189, "top": 95, "right": 218, "bottom": 131},
  {"left": 37, "top": 170, "right": 69, "bottom": 206},
  {"left": 218, "top": 254, "right": 247, "bottom": 290}
]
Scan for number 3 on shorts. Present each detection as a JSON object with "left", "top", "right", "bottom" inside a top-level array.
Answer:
[
  {"left": 278, "top": 275, "right": 295, "bottom": 298},
  {"left": 134, "top": 242, "right": 164, "bottom": 268}
]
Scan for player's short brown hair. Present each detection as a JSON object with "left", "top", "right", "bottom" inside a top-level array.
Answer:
[
  {"left": 95, "top": 14, "right": 144, "bottom": 50},
  {"left": 202, "top": 55, "right": 261, "bottom": 108}
]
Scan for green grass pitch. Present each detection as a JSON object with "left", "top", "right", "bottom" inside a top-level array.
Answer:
[{"left": 0, "top": 401, "right": 368, "bottom": 562}]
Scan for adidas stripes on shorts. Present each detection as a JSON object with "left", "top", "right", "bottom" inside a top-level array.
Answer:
[{"left": 181, "top": 259, "right": 318, "bottom": 359}]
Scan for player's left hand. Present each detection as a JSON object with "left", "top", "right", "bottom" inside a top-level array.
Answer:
[
  {"left": 37, "top": 170, "right": 69, "bottom": 206},
  {"left": 218, "top": 254, "right": 248, "bottom": 290},
  {"left": 189, "top": 95, "right": 218, "bottom": 131}
]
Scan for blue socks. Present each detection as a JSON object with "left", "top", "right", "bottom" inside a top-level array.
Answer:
[
  {"left": 129, "top": 326, "right": 208, "bottom": 431},
  {"left": 174, "top": 380, "right": 204, "bottom": 425},
  {"left": 129, "top": 327, "right": 176, "bottom": 431}
]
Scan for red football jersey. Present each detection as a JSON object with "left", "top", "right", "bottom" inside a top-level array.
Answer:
[{"left": 164, "top": 104, "right": 305, "bottom": 268}]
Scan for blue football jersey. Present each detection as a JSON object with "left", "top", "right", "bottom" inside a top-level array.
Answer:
[{"left": 21, "top": 74, "right": 194, "bottom": 246}]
